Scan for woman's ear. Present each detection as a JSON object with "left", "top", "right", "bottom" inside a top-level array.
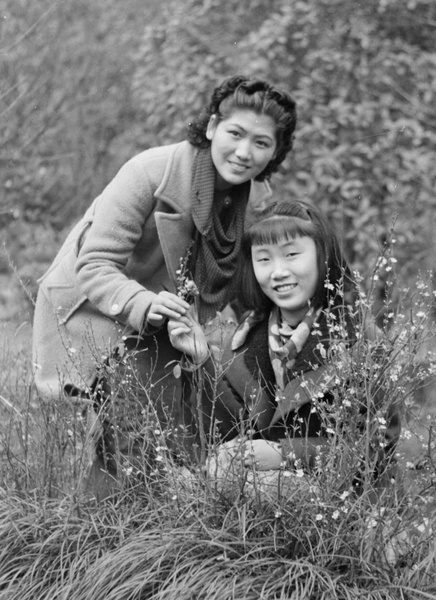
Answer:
[{"left": 206, "top": 114, "right": 218, "bottom": 141}]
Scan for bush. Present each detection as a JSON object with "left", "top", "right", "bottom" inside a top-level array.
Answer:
[{"left": 0, "top": 258, "right": 435, "bottom": 597}]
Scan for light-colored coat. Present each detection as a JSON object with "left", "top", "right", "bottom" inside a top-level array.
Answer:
[{"left": 32, "top": 141, "right": 272, "bottom": 399}]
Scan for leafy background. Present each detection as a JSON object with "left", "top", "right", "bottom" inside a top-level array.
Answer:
[
  {"left": 1, "top": 0, "right": 435, "bottom": 325},
  {"left": 1, "top": 3, "right": 436, "bottom": 594}
]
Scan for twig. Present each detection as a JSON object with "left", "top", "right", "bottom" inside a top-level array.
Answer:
[{"left": 0, "top": 394, "right": 23, "bottom": 419}]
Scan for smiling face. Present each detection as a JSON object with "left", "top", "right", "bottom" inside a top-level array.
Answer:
[
  {"left": 251, "top": 235, "right": 319, "bottom": 326},
  {"left": 206, "top": 109, "right": 277, "bottom": 190}
]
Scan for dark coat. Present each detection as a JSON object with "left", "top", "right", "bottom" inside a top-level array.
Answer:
[{"left": 190, "top": 313, "right": 401, "bottom": 467}]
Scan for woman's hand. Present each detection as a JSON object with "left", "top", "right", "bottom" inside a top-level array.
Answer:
[
  {"left": 146, "top": 291, "right": 191, "bottom": 328},
  {"left": 168, "top": 311, "right": 209, "bottom": 364},
  {"left": 243, "top": 439, "right": 282, "bottom": 470}
]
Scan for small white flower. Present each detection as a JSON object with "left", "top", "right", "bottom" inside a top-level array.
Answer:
[
  {"left": 315, "top": 513, "right": 323, "bottom": 521},
  {"left": 316, "top": 343, "right": 327, "bottom": 359},
  {"left": 332, "top": 510, "right": 340, "bottom": 520},
  {"left": 216, "top": 554, "right": 228, "bottom": 562}
]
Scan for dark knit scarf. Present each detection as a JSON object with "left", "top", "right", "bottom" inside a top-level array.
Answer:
[{"left": 189, "top": 147, "right": 249, "bottom": 324}]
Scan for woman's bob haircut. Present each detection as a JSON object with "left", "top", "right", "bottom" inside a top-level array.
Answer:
[{"left": 236, "top": 200, "right": 355, "bottom": 313}]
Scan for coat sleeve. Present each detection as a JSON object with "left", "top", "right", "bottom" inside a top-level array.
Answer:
[{"left": 75, "top": 153, "right": 164, "bottom": 333}]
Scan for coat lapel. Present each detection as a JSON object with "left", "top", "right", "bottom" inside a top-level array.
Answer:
[
  {"left": 153, "top": 142, "right": 196, "bottom": 291},
  {"left": 269, "top": 363, "right": 336, "bottom": 427},
  {"left": 155, "top": 212, "right": 194, "bottom": 291}
]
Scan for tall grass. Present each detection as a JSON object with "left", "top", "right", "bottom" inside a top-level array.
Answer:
[{"left": 0, "top": 268, "right": 435, "bottom": 598}]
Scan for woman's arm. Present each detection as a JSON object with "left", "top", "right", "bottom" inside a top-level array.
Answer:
[
  {"left": 241, "top": 437, "right": 330, "bottom": 471},
  {"left": 75, "top": 151, "right": 189, "bottom": 332}
]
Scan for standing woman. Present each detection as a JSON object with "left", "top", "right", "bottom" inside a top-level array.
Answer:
[{"left": 32, "top": 75, "right": 297, "bottom": 419}]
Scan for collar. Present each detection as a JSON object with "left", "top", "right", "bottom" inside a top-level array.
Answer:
[{"left": 154, "top": 141, "right": 272, "bottom": 219}]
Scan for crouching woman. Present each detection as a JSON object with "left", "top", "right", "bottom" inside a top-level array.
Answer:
[{"left": 168, "top": 200, "right": 401, "bottom": 495}]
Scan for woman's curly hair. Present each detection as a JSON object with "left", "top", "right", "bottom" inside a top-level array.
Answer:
[{"left": 187, "top": 75, "right": 297, "bottom": 181}]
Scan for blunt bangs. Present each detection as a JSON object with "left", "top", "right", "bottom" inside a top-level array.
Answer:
[
  {"left": 246, "top": 216, "right": 318, "bottom": 248},
  {"left": 236, "top": 200, "right": 356, "bottom": 315}
]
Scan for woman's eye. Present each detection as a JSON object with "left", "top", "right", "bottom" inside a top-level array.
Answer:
[{"left": 229, "top": 130, "right": 241, "bottom": 138}]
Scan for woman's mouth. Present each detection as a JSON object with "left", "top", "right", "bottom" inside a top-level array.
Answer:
[
  {"left": 228, "top": 161, "right": 250, "bottom": 173},
  {"left": 274, "top": 283, "right": 297, "bottom": 292}
]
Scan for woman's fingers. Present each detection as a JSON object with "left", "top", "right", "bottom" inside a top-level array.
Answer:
[
  {"left": 167, "top": 315, "right": 209, "bottom": 363},
  {"left": 168, "top": 322, "right": 192, "bottom": 338},
  {"left": 169, "top": 315, "right": 193, "bottom": 328},
  {"left": 158, "top": 292, "right": 190, "bottom": 314},
  {"left": 168, "top": 316, "right": 194, "bottom": 336},
  {"left": 147, "top": 292, "right": 191, "bottom": 324}
]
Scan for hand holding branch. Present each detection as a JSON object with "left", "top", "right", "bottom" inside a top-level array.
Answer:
[{"left": 147, "top": 291, "right": 191, "bottom": 328}]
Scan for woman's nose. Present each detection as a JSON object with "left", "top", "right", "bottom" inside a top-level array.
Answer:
[
  {"left": 271, "top": 261, "right": 290, "bottom": 279},
  {"left": 235, "top": 140, "right": 251, "bottom": 160}
]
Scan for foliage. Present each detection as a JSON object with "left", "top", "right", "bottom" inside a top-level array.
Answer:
[
  {"left": 132, "top": 0, "right": 436, "bottom": 291},
  {"left": 1, "top": 3, "right": 436, "bottom": 596},
  {"left": 1, "top": 264, "right": 436, "bottom": 597},
  {"left": 0, "top": 0, "right": 161, "bottom": 230},
  {"left": 131, "top": 0, "right": 282, "bottom": 147},
  {"left": 1, "top": 0, "right": 436, "bottom": 313},
  {"left": 0, "top": 488, "right": 434, "bottom": 599}
]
